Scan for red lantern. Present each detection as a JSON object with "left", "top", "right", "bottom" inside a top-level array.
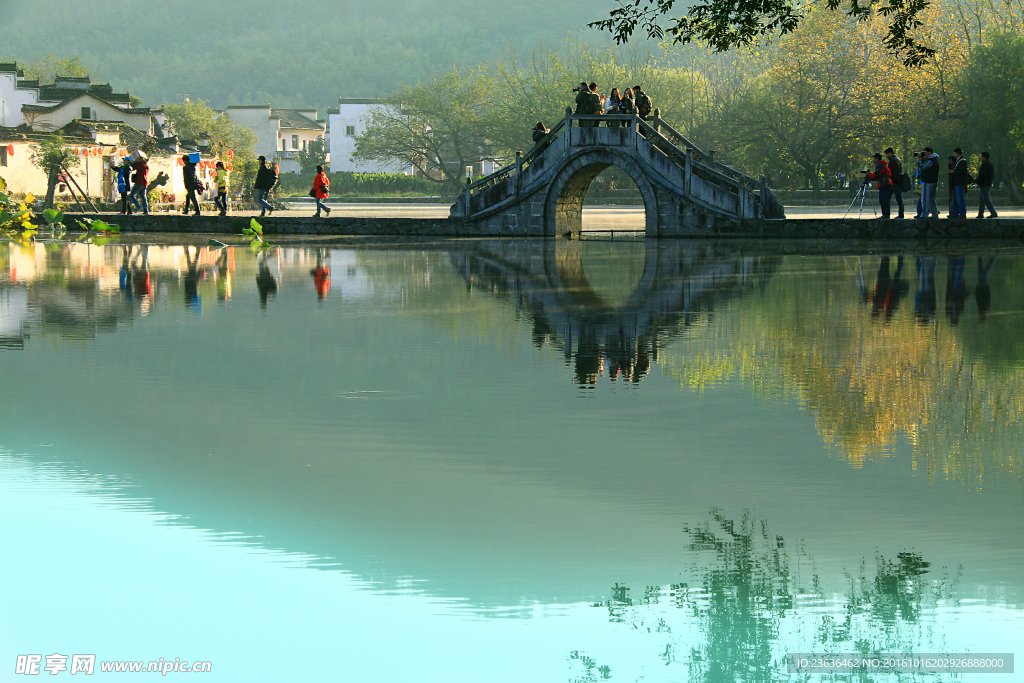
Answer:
[
  {"left": 6, "top": 144, "right": 12, "bottom": 155},
  {"left": 176, "top": 157, "right": 184, "bottom": 166},
  {"left": 227, "top": 150, "right": 234, "bottom": 159}
]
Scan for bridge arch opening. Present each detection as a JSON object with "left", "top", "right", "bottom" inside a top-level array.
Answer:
[{"left": 546, "top": 154, "right": 658, "bottom": 235}]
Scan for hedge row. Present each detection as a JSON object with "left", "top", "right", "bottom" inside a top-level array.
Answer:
[{"left": 276, "top": 172, "right": 438, "bottom": 197}]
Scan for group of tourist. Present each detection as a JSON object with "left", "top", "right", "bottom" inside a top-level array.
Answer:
[
  {"left": 861, "top": 147, "right": 998, "bottom": 220},
  {"left": 531, "top": 81, "right": 655, "bottom": 144},
  {"left": 573, "top": 82, "right": 654, "bottom": 121}
]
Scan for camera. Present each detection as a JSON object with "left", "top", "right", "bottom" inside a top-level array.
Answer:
[{"left": 572, "top": 87, "right": 582, "bottom": 92}]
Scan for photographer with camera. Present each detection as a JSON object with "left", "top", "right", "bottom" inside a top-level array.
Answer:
[
  {"left": 864, "top": 153, "right": 894, "bottom": 218},
  {"left": 572, "top": 82, "right": 603, "bottom": 128},
  {"left": 915, "top": 148, "right": 940, "bottom": 218},
  {"left": 573, "top": 82, "right": 590, "bottom": 114},
  {"left": 884, "top": 148, "right": 906, "bottom": 219}
]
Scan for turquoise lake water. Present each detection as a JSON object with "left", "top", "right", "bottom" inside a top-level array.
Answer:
[{"left": 1, "top": 237, "right": 1022, "bottom": 681}]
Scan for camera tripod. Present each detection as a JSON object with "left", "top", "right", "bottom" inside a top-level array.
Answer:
[{"left": 843, "top": 181, "right": 878, "bottom": 219}]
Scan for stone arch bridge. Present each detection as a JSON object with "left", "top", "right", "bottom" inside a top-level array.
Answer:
[{"left": 450, "top": 111, "right": 784, "bottom": 237}]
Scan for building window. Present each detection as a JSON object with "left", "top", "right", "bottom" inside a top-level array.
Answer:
[
  {"left": 292, "top": 135, "right": 298, "bottom": 150},
  {"left": 81, "top": 107, "right": 91, "bottom": 120},
  {"left": 345, "top": 125, "right": 356, "bottom": 137},
  {"left": 0, "top": 145, "right": 7, "bottom": 167}
]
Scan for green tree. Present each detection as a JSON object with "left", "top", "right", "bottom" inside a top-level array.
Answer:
[
  {"left": 717, "top": 11, "right": 873, "bottom": 195},
  {"left": 352, "top": 67, "right": 497, "bottom": 188},
  {"left": 29, "top": 132, "right": 81, "bottom": 172},
  {"left": 964, "top": 31, "right": 1024, "bottom": 203},
  {"left": 591, "top": 0, "right": 936, "bottom": 66},
  {"left": 297, "top": 136, "right": 328, "bottom": 174},
  {"left": 18, "top": 54, "right": 90, "bottom": 83},
  {"left": 162, "top": 100, "right": 259, "bottom": 190}
]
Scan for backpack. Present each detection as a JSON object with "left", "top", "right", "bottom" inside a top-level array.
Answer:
[
  {"left": 901, "top": 171, "right": 912, "bottom": 192},
  {"left": 636, "top": 92, "right": 652, "bottom": 116}
]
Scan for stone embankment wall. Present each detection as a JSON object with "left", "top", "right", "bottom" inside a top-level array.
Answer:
[{"left": 57, "top": 213, "right": 1024, "bottom": 239}]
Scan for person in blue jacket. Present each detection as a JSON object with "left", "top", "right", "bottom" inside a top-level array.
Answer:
[{"left": 114, "top": 158, "right": 133, "bottom": 215}]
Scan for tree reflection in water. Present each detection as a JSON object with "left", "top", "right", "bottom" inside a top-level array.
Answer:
[{"left": 577, "top": 510, "right": 957, "bottom": 683}]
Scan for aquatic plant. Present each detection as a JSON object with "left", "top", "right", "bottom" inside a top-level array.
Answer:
[
  {"left": 74, "top": 217, "right": 119, "bottom": 245},
  {"left": 242, "top": 218, "right": 275, "bottom": 252}
]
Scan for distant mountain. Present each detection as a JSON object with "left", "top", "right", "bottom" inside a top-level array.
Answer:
[{"left": 2, "top": 0, "right": 617, "bottom": 110}]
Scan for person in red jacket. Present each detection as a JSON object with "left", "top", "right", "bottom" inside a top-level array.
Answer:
[
  {"left": 313, "top": 164, "right": 331, "bottom": 217},
  {"left": 130, "top": 157, "right": 150, "bottom": 214},
  {"left": 865, "top": 152, "right": 894, "bottom": 219}
]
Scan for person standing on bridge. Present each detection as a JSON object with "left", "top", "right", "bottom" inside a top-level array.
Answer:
[
  {"left": 574, "top": 82, "right": 591, "bottom": 115},
  {"left": 619, "top": 88, "right": 635, "bottom": 116},
  {"left": 576, "top": 83, "right": 603, "bottom": 127},
  {"left": 633, "top": 85, "right": 653, "bottom": 121}
]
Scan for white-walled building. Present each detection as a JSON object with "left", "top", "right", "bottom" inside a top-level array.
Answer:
[
  {"left": 327, "top": 98, "right": 412, "bottom": 174},
  {"left": 0, "top": 66, "right": 164, "bottom": 135},
  {"left": 0, "top": 63, "right": 40, "bottom": 128},
  {"left": 22, "top": 92, "right": 158, "bottom": 135},
  {"left": 223, "top": 106, "right": 325, "bottom": 174}
]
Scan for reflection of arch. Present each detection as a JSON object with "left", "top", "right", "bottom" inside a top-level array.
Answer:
[
  {"left": 544, "top": 151, "right": 658, "bottom": 236},
  {"left": 452, "top": 239, "right": 779, "bottom": 385}
]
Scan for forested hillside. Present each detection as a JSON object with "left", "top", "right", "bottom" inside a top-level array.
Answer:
[{"left": 1, "top": 0, "right": 619, "bottom": 110}]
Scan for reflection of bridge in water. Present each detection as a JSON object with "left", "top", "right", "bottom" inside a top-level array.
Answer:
[{"left": 450, "top": 239, "right": 779, "bottom": 385}]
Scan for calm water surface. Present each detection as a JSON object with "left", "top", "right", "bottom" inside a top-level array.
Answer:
[{"left": 1, "top": 236, "right": 1022, "bottom": 681}]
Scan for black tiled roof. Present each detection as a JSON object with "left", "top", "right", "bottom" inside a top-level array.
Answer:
[
  {"left": 38, "top": 85, "right": 131, "bottom": 104},
  {"left": 270, "top": 109, "right": 324, "bottom": 131},
  {"left": 0, "top": 124, "right": 94, "bottom": 145},
  {"left": 62, "top": 120, "right": 173, "bottom": 156}
]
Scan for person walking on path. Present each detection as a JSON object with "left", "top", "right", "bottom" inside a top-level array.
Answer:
[
  {"left": 883, "top": 148, "right": 906, "bottom": 219},
  {"left": 916, "top": 148, "right": 940, "bottom": 218},
  {"left": 182, "top": 155, "right": 201, "bottom": 216},
  {"left": 214, "top": 161, "right": 229, "bottom": 216},
  {"left": 976, "top": 151, "right": 998, "bottom": 218},
  {"left": 865, "top": 153, "right": 894, "bottom": 218},
  {"left": 114, "top": 158, "right": 132, "bottom": 215},
  {"left": 129, "top": 156, "right": 149, "bottom": 215},
  {"left": 950, "top": 148, "right": 969, "bottom": 218},
  {"left": 255, "top": 155, "right": 277, "bottom": 217},
  {"left": 313, "top": 165, "right": 331, "bottom": 217}
]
